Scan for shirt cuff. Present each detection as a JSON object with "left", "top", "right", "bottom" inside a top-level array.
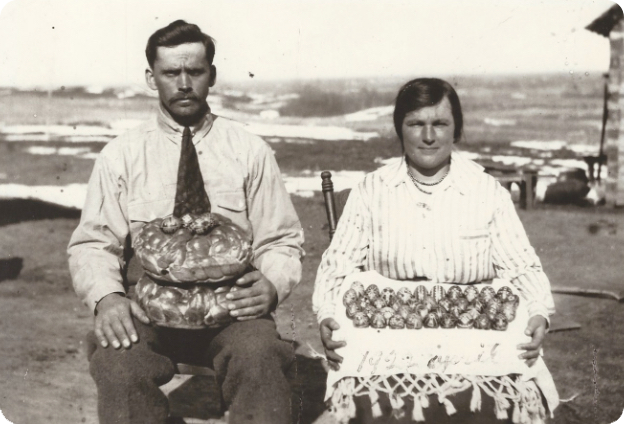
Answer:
[
  {"left": 256, "top": 254, "right": 302, "bottom": 305},
  {"left": 316, "top": 303, "right": 337, "bottom": 324},
  {"left": 84, "top": 281, "right": 127, "bottom": 314},
  {"left": 527, "top": 302, "right": 552, "bottom": 329}
]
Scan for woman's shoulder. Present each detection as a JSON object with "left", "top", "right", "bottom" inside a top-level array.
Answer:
[
  {"left": 361, "top": 157, "right": 404, "bottom": 187},
  {"left": 451, "top": 151, "right": 512, "bottom": 201}
]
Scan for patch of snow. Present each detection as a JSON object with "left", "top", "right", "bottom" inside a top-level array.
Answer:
[
  {"left": 245, "top": 122, "right": 378, "bottom": 141},
  {"left": 26, "top": 146, "right": 93, "bottom": 157},
  {"left": 490, "top": 155, "right": 532, "bottom": 167},
  {"left": 0, "top": 183, "right": 87, "bottom": 209},
  {"left": 510, "top": 140, "right": 568, "bottom": 151},
  {"left": 484, "top": 118, "right": 517, "bottom": 127},
  {"left": 550, "top": 159, "right": 588, "bottom": 170},
  {"left": 259, "top": 110, "right": 280, "bottom": 120},
  {"left": 1, "top": 124, "right": 118, "bottom": 143},
  {"left": 344, "top": 106, "right": 394, "bottom": 122}
]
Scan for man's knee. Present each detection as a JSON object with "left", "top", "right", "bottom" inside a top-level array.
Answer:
[
  {"left": 88, "top": 333, "right": 175, "bottom": 387},
  {"left": 224, "top": 320, "right": 295, "bottom": 373}
]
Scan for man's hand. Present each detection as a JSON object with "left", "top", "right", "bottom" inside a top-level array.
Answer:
[
  {"left": 319, "top": 318, "right": 346, "bottom": 372},
  {"left": 225, "top": 270, "right": 277, "bottom": 320},
  {"left": 94, "top": 293, "right": 150, "bottom": 349},
  {"left": 517, "top": 315, "right": 548, "bottom": 367}
]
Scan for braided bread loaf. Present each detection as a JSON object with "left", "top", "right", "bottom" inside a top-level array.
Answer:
[{"left": 134, "top": 212, "right": 253, "bottom": 284}]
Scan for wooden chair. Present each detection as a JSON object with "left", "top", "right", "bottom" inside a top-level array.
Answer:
[{"left": 320, "top": 171, "right": 351, "bottom": 240}]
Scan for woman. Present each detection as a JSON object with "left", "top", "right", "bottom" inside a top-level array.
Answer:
[{"left": 313, "top": 78, "right": 558, "bottom": 423}]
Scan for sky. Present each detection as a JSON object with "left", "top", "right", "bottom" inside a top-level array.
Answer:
[{"left": 0, "top": 0, "right": 620, "bottom": 88}]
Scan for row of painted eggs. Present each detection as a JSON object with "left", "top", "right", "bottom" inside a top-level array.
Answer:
[{"left": 343, "top": 282, "right": 519, "bottom": 330}]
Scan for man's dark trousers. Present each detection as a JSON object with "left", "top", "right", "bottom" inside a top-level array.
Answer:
[{"left": 87, "top": 316, "right": 294, "bottom": 424}]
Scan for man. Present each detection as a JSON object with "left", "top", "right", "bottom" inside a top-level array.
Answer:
[{"left": 68, "top": 20, "right": 304, "bottom": 424}]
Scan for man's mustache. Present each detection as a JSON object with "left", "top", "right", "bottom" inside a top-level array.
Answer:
[{"left": 171, "top": 93, "right": 200, "bottom": 103}]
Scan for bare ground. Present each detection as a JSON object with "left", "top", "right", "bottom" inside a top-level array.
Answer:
[{"left": 0, "top": 197, "right": 623, "bottom": 424}]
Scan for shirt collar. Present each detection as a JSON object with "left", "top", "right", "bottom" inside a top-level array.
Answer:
[
  {"left": 382, "top": 147, "right": 485, "bottom": 195},
  {"left": 156, "top": 103, "right": 214, "bottom": 144}
]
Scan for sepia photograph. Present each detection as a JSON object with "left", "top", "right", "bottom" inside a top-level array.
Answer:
[{"left": 0, "top": 0, "right": 623, "bottom": 423}]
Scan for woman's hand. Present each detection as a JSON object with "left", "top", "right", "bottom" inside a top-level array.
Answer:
[
  {"left": 319, "top": 318, "right": 347, "bottom": 371},
  {"left": 517, "top": 315, "right": 548, "bottom": 367}
]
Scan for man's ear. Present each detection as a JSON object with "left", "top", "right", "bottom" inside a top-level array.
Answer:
[
  {"left": 145, "top": 68, "right": 157, "bottom": 90},
  {"left": 210, "top": 65, "right": 217, "bottom": 87}
]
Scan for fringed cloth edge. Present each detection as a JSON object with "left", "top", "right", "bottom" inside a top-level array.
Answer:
[{"left": 329, "top": 374, "right": 546, "bottom": 424}]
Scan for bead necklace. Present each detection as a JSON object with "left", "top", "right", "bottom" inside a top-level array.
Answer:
[{"left": 407, "top": 169, "right": 449, "bottom": 195}]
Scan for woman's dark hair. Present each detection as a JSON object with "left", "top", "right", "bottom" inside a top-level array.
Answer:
[
  {"left": 146, "top": 20, "right": 216, "bottom": 68},
  {"left": 393, "top": 78, "right": 463, "bottom": 144}
]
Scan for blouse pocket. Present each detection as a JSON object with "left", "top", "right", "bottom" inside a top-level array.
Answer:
[{"left": 454, "top": 228, "right": 492, "bottom": 281}]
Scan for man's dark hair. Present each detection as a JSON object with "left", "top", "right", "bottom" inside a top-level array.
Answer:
[
  {"left": 393, "top": 78, "right": 463, "bottom": 145},
  {"left": 145, "top": 20, "right": 216, "bottom": 68}
]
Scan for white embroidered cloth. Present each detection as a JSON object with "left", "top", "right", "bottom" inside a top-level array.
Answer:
[{"left": 324, "top": 271, "right": 558, "bottom": 414}]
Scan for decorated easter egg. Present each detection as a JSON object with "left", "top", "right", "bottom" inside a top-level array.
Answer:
[
  {"left": 492, "top": 313, "right": 509, "bottom": 331},
  {"left": 457, "top": 312, "right": 474, "bottom": 329},
  {"left": 464, "top": 286, "right": 479, "bottom": 303},
  {"left": 469, "top": 299, "right": 485, "bottom": 314},
  {"left": 497, "top": 286, "right": 513, "bottom": 302},
  {"left": 396, "top": 287, "right": 413, "bottom": 304},
  {"left": 351, "top": 281, "right": 366, "bottom": 297},
  {"left": 449, "top": 305, "right": 462, "bottom": 318},
  {"left": 421, "top": 295, "right": 437, "bottom": 311},
  {"left": 365, "top": 284, "right": 380, "bottom": 300},
  {"left": 381, "top": 287, "right": 396, "bottom": 306},
  {"left": 455, "top": 297, "right": 470, "bottom": 312},
  {"left": 429, "top": 306, "right": 444, "bottom": 320},
  {"left": 380, "top": 307, "right": 396, "bottom": 321},
  {"left": 363, "top": 304, "right": 377, "bottom": 319},
  {"left": 480, "top": 286, "right": 496, "bottom": 303},
  {"left": 397, "top": 305, "right": 412, "bottom": 320},
  {"left": 465, "top": 307, "right": 481, "bottom": 321},
  {"left": 188, "top": 213, "right": 218, "bottom": 235},
  {"left": 357, "top": 296, "right": 372, "bottom": 310},
  {"left": 485, "top": 303, "right": 500, "bottom": 321},
  {"left": 424, "top": 312, "right": 439, "bottom": 328},
  {"left": 391, "top": 300, "right": 403, "bottom": 312},
  {"left": 372, "top": 297, "right": 386, "bottom": 310},
  {"left": 506, "top": 294, "right": 520, "bottom": 308},
  {"left": 440, "top": 313, "right": 456, "bottom": 329},
  {"left": 414, "top": 303, "right": 430, "bottom": 319},
  {"left": 353, "top": 312, "right": 370, "bottom": 328},
  {"left": 343, "top": 289, "right": 358, "bottom": 306},
  {"left": 406, "top": 296, "right": 418, "bottom": 311},
  {"left": 371, "top": 312, "right": 387, "bottom": 329},
  {"left": 432, "top": 285, "right": 445, "bottom": 303},
  {"left": 474, "top": 314, "right": 491, "bottom": 330},
  {"left": 161, "top": 215, "right": 183, "bottom": 234},
  {"left": 389, "top": 314, "right": 406, "bottom": 329},
  {"left": 414, "top": 285, "right": 429, "bottom": 302},
  {"left": 501, "top": 303, "right": 516, "bottom": 321},
  {"left": 406, "top": 313, "right": 423, "bottom": 329},
  {"left": 346, "top": 303, "right": 361, "bottom": 319},
  {"left": 446, "top": 285, "right": 463, "bottom": 302},
  {"left": 438, "top": 298, "right": 453, "bottom": 313}
]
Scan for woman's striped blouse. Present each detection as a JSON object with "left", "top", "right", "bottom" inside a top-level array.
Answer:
[{"left": 313, "top": 151, "right": 555, "bottom": 324}]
